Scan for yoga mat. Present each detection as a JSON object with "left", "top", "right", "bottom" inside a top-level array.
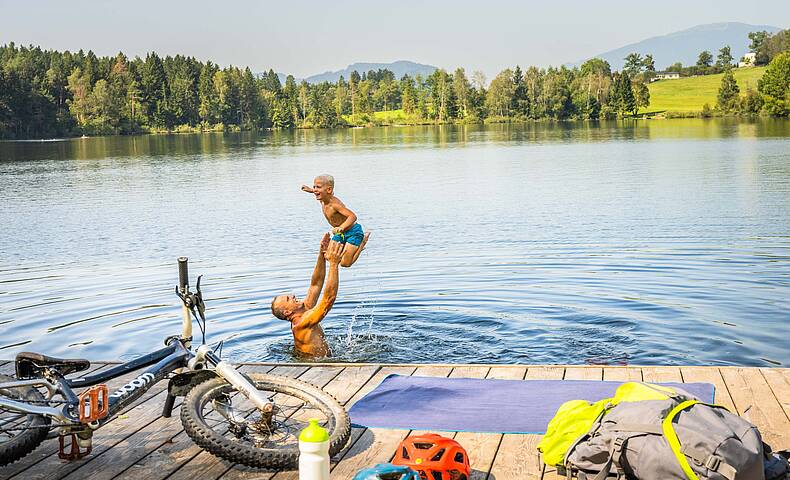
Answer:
[{"left": 349, "top": 375, "right": 715, "bottom": 434}]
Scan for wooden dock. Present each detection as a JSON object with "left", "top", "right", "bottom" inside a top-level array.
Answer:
[{"left": 1, "top": 361, "right": 788, "bottom": 479}]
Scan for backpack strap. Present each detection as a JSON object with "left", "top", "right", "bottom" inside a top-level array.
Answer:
[
  {"left": 589, "top": 435, "right": 631, "bottom": 480},
  {"left": 662, "top": 400, "right": 733, "bottom": 480},
  {"left": 608, "top": 423, "right": 663, "bottom": 435},
  {"left": 680, "top": 445, "right": 738, "bottom": 480},
  {"left": 663, "top": 399, "right": 702, "bottom": 480}
]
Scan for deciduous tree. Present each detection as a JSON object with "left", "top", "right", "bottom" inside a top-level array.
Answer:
[
  {"left": 758, "top": 51, "right": 790, "bottom": 116},
  {"left": 696, "top": 51, "right": 713, "bottom": 68},
  {"left": 716, "top": 46, "right": 733, "bottom": 69}
]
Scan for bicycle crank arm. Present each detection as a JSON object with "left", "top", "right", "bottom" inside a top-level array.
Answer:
[{"left": 195, "top": 345, "right": 273, "bottom": 413}]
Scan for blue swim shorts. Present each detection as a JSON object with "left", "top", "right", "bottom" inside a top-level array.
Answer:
[{"left": 332, "top": 223, "right": 364, "bottom": 246}]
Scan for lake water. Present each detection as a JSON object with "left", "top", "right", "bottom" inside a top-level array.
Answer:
[{"left": 1, "top": 119, "right": 789, "bottom": 366}]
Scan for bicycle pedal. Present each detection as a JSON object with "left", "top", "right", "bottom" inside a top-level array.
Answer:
[
  {"left": 58, "top": 432, "right": 93, "bottom": 460},
  {"left": 78, "top": 384, "right": 109, "bottom": 423}
]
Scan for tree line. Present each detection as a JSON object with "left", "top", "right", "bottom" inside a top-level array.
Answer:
[
  {"left": 0, "top": 43, "right": 653, "bottom": 139},
  {"left": 0, "top": 28, "right": 788, "bottom": 139}
]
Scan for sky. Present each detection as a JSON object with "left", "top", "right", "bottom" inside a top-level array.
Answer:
[{"left": 1, "top": 0, "right": 788, "bottom": 80}]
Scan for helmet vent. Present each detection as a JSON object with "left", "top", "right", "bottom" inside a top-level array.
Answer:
[
  {"left": 454, "top": 452, "right": 465, "bottom": 463},
  {"left": 381, "top": 474, "right": 405, "bottom": 480},
  {"left": 414, "top": 442, "right": 434, "bottom": 450},
  {"left": 402, "top": 446, "right": 410, "bottom": 459},
  {"left": 431, "top": 448, "right": 446, "bottom": 461},
  {"left": 431, "top": 472, "right": 443, "bottom": 480}
]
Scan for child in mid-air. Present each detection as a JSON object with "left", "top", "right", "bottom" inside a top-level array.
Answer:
[{"left": 301, "top": 174, "right": 370, "bottom": 267}]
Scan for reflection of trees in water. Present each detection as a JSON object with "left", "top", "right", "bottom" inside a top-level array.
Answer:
[{"left": 4, "top": 120, "right": 789, "bottom": 163}]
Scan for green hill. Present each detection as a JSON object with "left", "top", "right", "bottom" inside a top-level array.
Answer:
[{"left": 640, "top": 67, "right": 766, "bottom": 113}]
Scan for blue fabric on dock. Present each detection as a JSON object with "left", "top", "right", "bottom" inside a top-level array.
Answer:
[{"left": 348, "top": 375, "right": 716, "bottom": 434}]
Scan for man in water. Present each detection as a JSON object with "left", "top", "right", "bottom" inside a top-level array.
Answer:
[{"left": 270, "top": 234, "right": 344, "bottom": 357}]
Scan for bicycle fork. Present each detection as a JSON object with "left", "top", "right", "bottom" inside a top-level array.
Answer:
[{"left": 192, "top": 345, "right": 273, "bottom": 413}]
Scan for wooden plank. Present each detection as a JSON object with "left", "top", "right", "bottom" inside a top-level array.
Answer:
[
  {"left": 321, "top": 365, "right": 380, "bottom": 406},
  {"left": 680, "top": 366, "right": 736, "bottom": 412},
  {"left": 448, "top": 365, "right": 490, "bottom": 379},
  {"left": 116, "top": 365, "right": 304, "bottom": 480},
  {"left": 641, "top": 366, "right": 682, "bottom": 383},
  {"left": 720, "top": 367, "right": 790, "bottom": 449},
  {"left": 487, "top": 366, "right": 528, "bottom": 381},
  {"left": 760, "top": 368, "right": 790, "bottom": 422},
  {"left": 454, "top": 366, "right": 527, "bottom": 480},
  {"left": 488, "top": 366, "right": 565, "bottom": 480},
  {"left": 602, "top": 367, "right": 642, "bottom": 382},
  {"left": 327, "top": 365, "right": 452, "bottom": 478},
  {"left": 412, "top": 365, "right": 454, "bottom": 377},
  {"left": 564, "top": 366, "right": 603, "bottom": 381}
]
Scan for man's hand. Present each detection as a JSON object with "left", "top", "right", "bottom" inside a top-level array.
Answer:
[
  {"left": 301, "top": 185, "right": 314, "bottom": 193},
  {"left": 324, "top": 241, "right": 345, "bottom": 265},
  {"left": 319, "top": 232, "right": 330, "bottom": 253}
]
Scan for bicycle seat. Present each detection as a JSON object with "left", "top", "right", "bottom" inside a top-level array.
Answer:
[{"left": 15, "top": 352, "right": 91, "bottom": 379}]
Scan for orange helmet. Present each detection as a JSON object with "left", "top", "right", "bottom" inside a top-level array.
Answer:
[{"left": 392, "top": 433, "right": 470, "bottom": 480}]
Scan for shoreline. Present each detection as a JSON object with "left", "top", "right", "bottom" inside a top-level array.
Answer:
[{"left": 0, "top": 113, "right": 776, "bottom": 142}]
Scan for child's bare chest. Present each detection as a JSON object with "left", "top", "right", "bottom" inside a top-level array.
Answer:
[{"left": 322, "top": 204, "right": 346, "bottom": 224}]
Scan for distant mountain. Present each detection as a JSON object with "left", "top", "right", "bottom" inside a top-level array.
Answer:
[
  {"left": 570, "top": 22, "right": 782, "bottom": 71},
  {"left": 304, "top": 60, "right": 438, "bottom": 84}
]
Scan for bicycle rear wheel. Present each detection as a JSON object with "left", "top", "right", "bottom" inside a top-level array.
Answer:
[
  {"left": 0, "top": 374, "right": 51, "bottom": 466},
  {"left": 180, "top": 373, "right": 350, "bottom": 470}
]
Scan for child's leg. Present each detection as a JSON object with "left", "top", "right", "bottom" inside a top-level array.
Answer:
[{"left": 340, "top": 232, "right": 370, "bottom": 267}]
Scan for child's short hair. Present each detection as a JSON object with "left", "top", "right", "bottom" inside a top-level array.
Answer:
[{"left": 315, "top": 174, "right": 334, "bottom": 187}]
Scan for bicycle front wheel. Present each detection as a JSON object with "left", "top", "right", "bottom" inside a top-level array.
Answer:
[
  {"left": 0, "top": 374, "right": 51, "bottom": 466},
  {"left": 180, "top": 373, "right": 350, "bottom": 470}
]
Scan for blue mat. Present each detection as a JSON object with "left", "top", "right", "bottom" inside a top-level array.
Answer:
[{"left": 349, "top": 375, "right": 715, "bottom": 434}]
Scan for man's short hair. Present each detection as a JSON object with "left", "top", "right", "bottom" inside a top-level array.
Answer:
[
  {"left": 271, "top": 296, "right": 288, "bottom": 320},
  {"left": 315, "top": 174, "right": 334, "bottom": 187}
]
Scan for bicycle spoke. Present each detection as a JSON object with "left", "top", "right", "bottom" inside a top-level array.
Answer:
[{"left": 198, "top": 382, "right": 331, "bottom": 452}]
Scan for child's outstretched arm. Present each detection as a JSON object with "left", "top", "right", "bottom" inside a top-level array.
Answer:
[
  {"left": 331, "top": 199, "right": 357, "bottom": 234},
  {"left": 301, "top": 185, "right": 314, "bottom": 193}
]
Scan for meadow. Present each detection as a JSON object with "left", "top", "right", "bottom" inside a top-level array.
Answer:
[{"left": 640, "top": 66, "right": 767, "bottom": 113}]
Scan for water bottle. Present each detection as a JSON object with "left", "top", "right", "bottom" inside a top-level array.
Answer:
[{"left": 299, "top": 418, "right": 330, "bottom": 480}]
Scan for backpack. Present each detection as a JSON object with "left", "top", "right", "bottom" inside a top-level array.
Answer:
[{"left": 538, "top": 382, "right": 767, "bottom": 480}]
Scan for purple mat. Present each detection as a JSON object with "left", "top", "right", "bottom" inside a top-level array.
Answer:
[{"left": 349, "top": 375, "right": 715, "bottom": 434}]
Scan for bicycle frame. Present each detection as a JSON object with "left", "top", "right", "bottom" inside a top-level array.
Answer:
[
  {"left": 0, "top": 340, "right": 191, "bottom": 427},
  {"left": 0, "top": 257, "right": 271, "bottom": 431}
]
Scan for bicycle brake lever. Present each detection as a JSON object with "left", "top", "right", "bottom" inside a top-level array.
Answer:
[
  {"left": 194, "top": 275, "right": 206, "bottom": 322},
  {"left": 175, "top": 285, "right": 190, "bottom": 307}
]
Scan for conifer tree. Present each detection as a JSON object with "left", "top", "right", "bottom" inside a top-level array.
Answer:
[
  {"left": 141, "top": 53, "right": 169, "bottom": 127},
  {"left": 717, "top": 69, "right": 740, "bottom": 113},
  {"left": 512, "top": 66, "right": 528, "bottom": 117}
]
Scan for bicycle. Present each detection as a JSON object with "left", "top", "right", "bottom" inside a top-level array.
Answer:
[{"left": 0, "top": 257, "right": 350, "bottom": 469}]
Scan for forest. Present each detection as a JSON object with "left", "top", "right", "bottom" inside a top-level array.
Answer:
[{"left": 0, "top": 27, "right": 788, "bottom": 139}]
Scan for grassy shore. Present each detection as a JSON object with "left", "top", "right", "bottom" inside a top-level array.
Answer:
[{"left": 640, "top": 67, "right": 766, "bottom": 114}]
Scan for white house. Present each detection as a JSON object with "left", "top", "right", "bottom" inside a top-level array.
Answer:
[
  {"left": 653, "top": 72, "right": 681, "bottom": 81},
  {"left": 739, "top": 52, "right": 757, "bottom": 68}
]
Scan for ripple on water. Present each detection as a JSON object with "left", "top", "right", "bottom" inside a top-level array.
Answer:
[{"left": 1, "top": 123, "right": 789, "bottom": 366}]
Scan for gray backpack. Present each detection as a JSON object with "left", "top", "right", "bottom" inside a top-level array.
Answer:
[{"left": 560, "top": 389, "right": 766, "bottom": 480}]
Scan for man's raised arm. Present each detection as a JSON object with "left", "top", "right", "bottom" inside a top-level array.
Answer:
[
  {"left": 303, "top": 233, "right": 330, "bottom": 309},
  {"left": 299, "top": 241, "right": 344, "bottom": 328}
]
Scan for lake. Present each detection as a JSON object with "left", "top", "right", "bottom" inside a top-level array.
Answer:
[{"left": 1, "top": 119, "right": 789, "bottom": 366}]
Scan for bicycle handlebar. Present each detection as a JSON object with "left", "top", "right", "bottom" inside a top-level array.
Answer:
[{"left": 178, "top": 257, "right": 189, "bottom": 292}]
